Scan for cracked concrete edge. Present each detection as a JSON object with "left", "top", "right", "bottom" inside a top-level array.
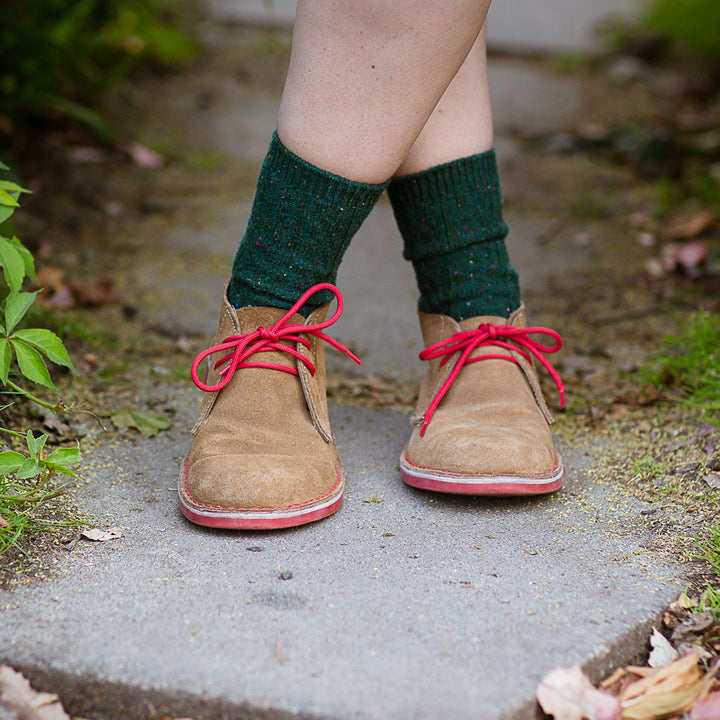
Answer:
[{"left": 3, "top": 611, "right": 663, "bottom": 720}]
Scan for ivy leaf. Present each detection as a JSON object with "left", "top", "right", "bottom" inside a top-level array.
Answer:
[
  {"left": 110, "top": 409, "right": 171, "bottom": 437},
  {"left": 13, "top": 328, "right": 75, "bottom": 371},
  {"left": 10, "top": 339, "right": 56, "bottom": 390},
  {"left": 0, "top": 236, "right": 26, "bottom": 292},
  {"left": 45, "top": 446, "right": 81, "bottom": 467},
  {"left": 0, "top": 450, "right": 26, "bottom": 474},
  {"left": 5, "top": 291, "right": 37, "bottom": 334},
  {"left": 25, "top": 430, "right": 48, "bottom": 458},
  {"left": 0, "top": 338, "right": 10, "bottom": 385},
  {"left": 0, "top": 189, "right": 19, "bottom": 208},
  {"left": 15, "top": 457, "right": 44, "bottom": 479},
  {"left": 5, "top": 236, "right": 36, "bottom": 282},
  {"left": 0, "top": 207, "right": 14, "bottom": 224},
  {"left": 0, "top": 180, "right": 26, "bottom": 195}
]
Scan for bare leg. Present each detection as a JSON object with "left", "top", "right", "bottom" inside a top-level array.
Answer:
[
  {"left": 395, "top": 27, "right": 493, "bottom": 176},
  {"left": 277, "top": 0, "right": 491, "bottom": 184}
]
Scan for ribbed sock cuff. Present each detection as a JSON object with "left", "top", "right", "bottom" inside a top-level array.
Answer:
[
  {"left": 388, "top": 150, "right": 521, "bottom": 320},
  {"left": 229, "top": 132, "right": 388, "bottom": 314}
]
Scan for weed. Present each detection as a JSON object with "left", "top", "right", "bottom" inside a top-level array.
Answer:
[
  {"left": 696, "top": 522, "right": 720, "bottom": 576},
  {"left": 0, "top": 163, "right": 82, "bottom": 559},
  {"left": 642, "top": 310, "right": 720, "bottom": 423},
  {"left": 0, "top": 430, "right": 81, "bottom": 553}
]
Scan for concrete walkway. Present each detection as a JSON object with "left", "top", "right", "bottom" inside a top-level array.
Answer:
[{"left": 1, "top": 8, "right": 683, "bottom": 720}]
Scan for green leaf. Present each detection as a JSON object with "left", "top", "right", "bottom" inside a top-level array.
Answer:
[
  {"left": 26, "top": 430, "right": 47, "bottom": 458},
  {"left": 0, "top": 450, "right": 26, "bottom": 475},
  {"left": 0, "top": 161, "right": 9, "bottom": 171},
  {"left": 45, "top": 446, "right": 81, "bottom": 467},
  {"left": 15, "top": 457, "right": 43, "bottom": 479},
  {"left": 0, "top": 181, "right": 26, "bottom": 194},
  {"left": 11, "top": 339, "right": 55, "bottom": 390},
  {"left": 5, "top": 237, "right": 36, "bottom": 282},
  {"left": 0, "top": 189, "right": 19, "bottom": 208},
  {"left": 0, "top": 338, "right": 10, "bottom": 384},
  {"left": 13, "top": 328, "right": 75, "bottom": 371},
  {"left": 0, "top": 207, "right": 13, "bottom": 224},
  {"left": 5, "top": 291, "right": 37, "bottom": 333},
  {"left": 0, "top": 237, "right": 25, "bottom": 292},
  {"left": 110, "top": 409, "right": 171, "bottom": 437}
]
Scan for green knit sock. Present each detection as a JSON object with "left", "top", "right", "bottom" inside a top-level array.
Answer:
[
  {"left": 228, "top": 132, "right": 387, "bottom": 316},
  {"left": 388, "top": 150, "right": 521, "bottom": 321}
]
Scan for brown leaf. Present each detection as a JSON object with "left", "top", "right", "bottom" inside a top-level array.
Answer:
[
  {"left": 0, "top": 665, "right": 70, "bottom": 720},
  {"left": 0, "top": 515, "right": 9, "bottom": 528},
  {"left": 81, "top": 527, "right": 123, "bottom": 542},
  {"left": 69, "top": 277, "right": 118, "bottom": 307},
  {"left": 667, "top": 210, "right": 716, "bottom": 239},
  {"left": 621, "top": 653, "right": 702, "bottom": 702}
]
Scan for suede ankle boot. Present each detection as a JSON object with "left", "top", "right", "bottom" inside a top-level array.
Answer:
[
  {"left": 179, "top": 283, "right": 359, "bottom": 529},
  {"left": 401, "top": 305, "right": 565, "bottom": 495}
]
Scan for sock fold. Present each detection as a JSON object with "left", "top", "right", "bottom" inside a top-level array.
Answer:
[
  {"left": 228, "top": 132, "right": 387, "bottom": 315},
  {"left": 388, "top": 150, "right": 521, "bottom": 321}
]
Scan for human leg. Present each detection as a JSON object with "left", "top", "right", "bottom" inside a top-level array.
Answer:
[
  {"left": 388, "top": 31, "right": 565, "bottom": 495},
  {"left": 181, "top": 1, "right": 496, "bottom": 528}
]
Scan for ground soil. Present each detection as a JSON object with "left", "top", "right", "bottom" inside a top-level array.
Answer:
[{"left": 1, "top": 21, "right": 719, "bottom": 589}]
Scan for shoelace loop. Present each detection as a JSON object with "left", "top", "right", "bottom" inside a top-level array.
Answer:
[
  {"left": 191, "top": 283, "right": 360, "bottom": 393},
  {"left": 418, "top": 322, "right": 565, "bottom": 436}
]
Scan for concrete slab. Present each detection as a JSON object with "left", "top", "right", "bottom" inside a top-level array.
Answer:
[
  {"left": 207, "top": 0, "right": 643, "bottom": 53},
  {"left": 1, "top": 396, "right": 680, "bottom": 720}
]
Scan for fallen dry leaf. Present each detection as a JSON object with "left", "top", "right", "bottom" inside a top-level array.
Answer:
[
  {"left": 69, "top": 277, "right": 118, "bottom": 307},
  {"left": 0, "top": 665, "right": 70, "bottom": 720},
  {"left": 691, "top": 692, "right": 720, "bottom": 719},
  {"left": 648, "top": 629, "right": 679, "bottom": 668},
  {"left": 0, "top": 515, "right": 9, "bottom": 528},
  {"left": 81, "top": 527, "right": 123, "bottom": 542},
  {"left": 618, "top": 653, "right": 719, "bottom": 720},
  {"left": 537, "top": 665, "right": 622, "bottom": 720},
  {"left": 666, "top": 209, "right": 716, "bottom": 239}
]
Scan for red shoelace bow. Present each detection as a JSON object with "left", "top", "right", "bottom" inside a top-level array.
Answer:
[
  {"left": 418, "top": 321, "right": 565, "bottom": 436},
  {"left": 191, "top": 283, "right": 360, "bottom": 393}
]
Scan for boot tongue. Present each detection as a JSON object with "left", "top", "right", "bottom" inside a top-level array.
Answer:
[{"left": 234, "top": 305, "right": 307, "bottom": 370}]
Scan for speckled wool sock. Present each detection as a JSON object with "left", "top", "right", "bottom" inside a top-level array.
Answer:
[
  {"left": 228, "top": 132, "right": 388, "bottom": 316},
  {"left": 388, "top": 151, "right": 521, "bottom": 321}
]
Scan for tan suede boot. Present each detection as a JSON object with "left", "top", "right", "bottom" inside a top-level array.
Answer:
[
  {"left": 179, "top": 283, "right": 359, "bottom": 529},
  {"left": 401, "top": 305, "right": 564, "bottom": 495}
]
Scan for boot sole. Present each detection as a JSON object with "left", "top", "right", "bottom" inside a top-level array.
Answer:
[
  {"left": 179, "top": 463, "right": 344, "bottom": 529},
  {"left": 400, "top": 451, "right": 563, "bottom": 496}
]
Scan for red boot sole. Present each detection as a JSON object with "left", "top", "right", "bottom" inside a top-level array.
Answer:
[{"left": 400, "top": 451, "right": 563, "bottom": 496}]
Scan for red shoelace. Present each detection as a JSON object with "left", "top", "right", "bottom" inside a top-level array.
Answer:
[
  {"left": 418, "top": 322, "right": 565, "bottom": 436},
  {"left": 191, "top": 283, "right": 360, "bottom": 393}
]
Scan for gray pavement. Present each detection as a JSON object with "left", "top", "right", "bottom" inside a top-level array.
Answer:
[
  {"left": 0, "top": 8, "right": 686, "bottom": 720},
  {"left": 2, "top": 397, "right": 680, "bottom": 720}
]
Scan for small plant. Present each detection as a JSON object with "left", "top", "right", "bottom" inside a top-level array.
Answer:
[
  {"left": 0, "top": 429, "right": 81, "bottom": 553},
  {"left": 0, "top": 162, "right": 82, "bottom": 558},
  {"left": 642, "top": 309, "right": 720, "bottom": 423},
  {"left": 0, "top": 162, "right": 76, "bottom": 408},
  {"left": 696, "top": 522, "right": 720, "bottom": 577}
]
